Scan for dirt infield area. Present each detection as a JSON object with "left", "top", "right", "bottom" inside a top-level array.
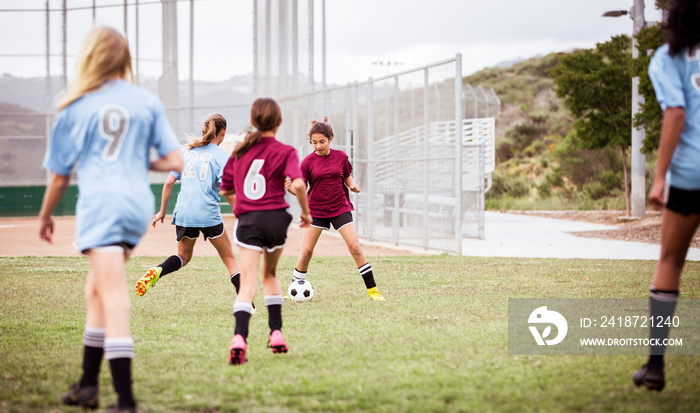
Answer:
[{"left": 0, "top": 216, "right": 416, "bottom": 257}]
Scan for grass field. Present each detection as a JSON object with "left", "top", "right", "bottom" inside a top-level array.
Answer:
[{"left": 1, "top": 255, "right": 699, "bottom": 412}]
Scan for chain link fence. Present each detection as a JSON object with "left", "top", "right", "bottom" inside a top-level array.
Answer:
[{"left": 278, "top": 55, "right": 496, "bottom": 253}]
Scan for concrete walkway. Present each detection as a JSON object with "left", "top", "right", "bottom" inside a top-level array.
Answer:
[{"left": 461, "top": 212, "right": 700, "bottom": 261}]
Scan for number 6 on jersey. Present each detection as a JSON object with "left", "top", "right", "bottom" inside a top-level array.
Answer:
[{"left": 244, "top": 159, "right": 266, "bottom": 200}]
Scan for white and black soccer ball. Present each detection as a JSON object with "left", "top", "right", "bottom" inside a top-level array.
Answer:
[{"left": 287, "top": 279, "right": 314, "bottom": 302}]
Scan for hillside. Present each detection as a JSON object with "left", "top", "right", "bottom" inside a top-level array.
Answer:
[{"left": 464, "top": 53, "right": 651, "bottom": 211}]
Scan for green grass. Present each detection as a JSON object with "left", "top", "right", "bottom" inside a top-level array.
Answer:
[{"left": 1, "top": 255, "right": 699, "bottom": 412}]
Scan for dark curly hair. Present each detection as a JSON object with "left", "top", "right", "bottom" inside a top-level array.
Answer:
[{"left": 664, "top": 0, "right": 700, "bottom": 56}]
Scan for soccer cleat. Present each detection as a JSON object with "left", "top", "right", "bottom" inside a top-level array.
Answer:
[
  {"left": 268, "top": 330, "right": 289, "bottom": 354},
  {"left": 229, "top": 334, "right": 247, "bottom": 365},
  {"left": 135, "top": 267, "right": 162, "bottom": 296},
  {"left": 61, "top": 382, "right": 99, "bottom": 410},
  {"left": 633, "top": 364, "right": 665, "bottom": 391},
  {"left": 99, "top": 405, "right": 136, "bottom": 413},
  {"left": 367, "top": 287, "right": 386, "bottom": 301}
]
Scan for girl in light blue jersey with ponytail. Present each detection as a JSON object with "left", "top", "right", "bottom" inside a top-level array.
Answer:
[
  {"left": 135, "top": 114, "right": 241, "bottom": 298},
  {"left": 39, "top": 26, "right": 183, "bottom": 413}
]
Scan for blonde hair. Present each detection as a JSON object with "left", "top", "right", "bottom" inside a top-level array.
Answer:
[
  {"left": 188, "top": 113, "right": 227, "bottom": 149},
  {"left": 58, "top": 26, "right": 134, "bottom": 110}
]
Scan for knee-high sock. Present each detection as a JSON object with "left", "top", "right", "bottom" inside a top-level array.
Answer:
[
  {"left": 105, "top": 337, "right": 136, "bottom": 408},
  {"left": 648, "top": 287, "right": 679, "bottom": 367},
  {"left": 79, "top": 327, "right": 105, "bottom": 387}
]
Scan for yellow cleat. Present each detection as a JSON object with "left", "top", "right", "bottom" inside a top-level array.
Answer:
[
  {"left": 135, "top": 267, "right": 162, "bottom": 296},
  {"left": 368, "top": 287, "right": 385, "bottom": 301}
]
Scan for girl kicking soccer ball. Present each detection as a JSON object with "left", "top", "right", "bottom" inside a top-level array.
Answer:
[
  {"left": 285, "top": 117, "right": 385, "bottom": 301},
  {"left": 220, "top": 98, "right": 311, "bottom": 365},
  {"left": 39, "top": 26, "right": 183, "bottom": 413},
  {"left": 135, "top": 113, "right": 243, "bottom": 298}
]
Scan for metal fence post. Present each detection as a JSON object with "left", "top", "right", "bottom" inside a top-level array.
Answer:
[
  {"left": 393, "top": 75, "right": 400, "bottom": 246},
  {"left": 367, "top": 79, "right": 374, "bottom": 240},
  {"left": 423, "top": 68, "right": 430, "bottom": 250},
  {"left": 454, "top": 54, "right": 463, "bottom": 255}
]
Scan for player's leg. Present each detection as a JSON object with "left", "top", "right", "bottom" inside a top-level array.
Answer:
[
  {"left": 229, "top": 246, "right": 260, "bottom": 365},
  {"left": 61, "top": 271, "right": 104, "bottom": 409},
  {"left": 262, "top": 247, "right": 288, "bottom": 353},
  {"left": 87, "top": 246, "right": 137, "bottom": 411},
  {"left": 337, "top": 222, "right": 385, "bottom": 301},
  {"left": 135, "top": 231, "right": 195, "bottom": 296},
  {"left": 210, "top": 227, "right": 242, "bottom": 292},
  {"left": 634, "top": 207, "right": 700, "bottom": 391},
  {"left": 292, "top": 225, "right": 323, "bottom": 281}
]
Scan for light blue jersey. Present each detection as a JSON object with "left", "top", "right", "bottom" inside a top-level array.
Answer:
[
  {"left": 649, "top": 44, "right": 700, "bottom": 190},
  {"left": 170, "top": 142, "right": 231, "bottom": 227},
  {"left": 43, "top": 79, "right": 180, "bottom": 251}
]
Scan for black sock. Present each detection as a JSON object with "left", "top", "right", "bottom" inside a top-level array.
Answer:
[
  {"left": 233, "top": 302, "right": 253, "bottom": 341},
  {"left": 108, "top": 358, "right": 136, "bottom": 408},
  {"left": 230, "top": 272, "right": 241, "bottom": 293},
  {"left": 158, "top": 255, "right": 183, "bottom": 278},
  {"left": 79, "top": 346, "right": 103, "bottom": 387},
  {"left": 79, "top": 327, "right": 104, "bottom": 387},
  {"left": 265, "top": 295, "right": 284, "bottom": 334},
  {"left": 648, "top": 287, "right": 679, "bottom": 369},
  {"left": 358, "top": 263, "right": 377, "bottom": 289}
]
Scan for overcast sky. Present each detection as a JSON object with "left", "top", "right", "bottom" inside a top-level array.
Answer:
[{"left": 0, "top": 0, "right": 662, "bottom": 85}]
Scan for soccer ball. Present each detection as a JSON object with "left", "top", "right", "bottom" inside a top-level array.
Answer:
[{"left": 287, "top": 279, "right": 314, "bottom": 302}]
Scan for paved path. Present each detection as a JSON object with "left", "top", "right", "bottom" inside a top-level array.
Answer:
[{"left": 461, "top": 212, "right": 700, "bottom": 261}]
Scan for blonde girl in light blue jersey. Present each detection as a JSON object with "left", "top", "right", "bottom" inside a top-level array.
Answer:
[{"left": 39, "top": 26, "right": 183, "bottom": 413}]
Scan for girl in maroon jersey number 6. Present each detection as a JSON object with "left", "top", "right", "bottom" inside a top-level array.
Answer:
[
  {"left": 285, "top": 117, "right": 385, "bottom": 301},
  {"left": 219, "top": 97, "right": 311, "bottom": 365}
]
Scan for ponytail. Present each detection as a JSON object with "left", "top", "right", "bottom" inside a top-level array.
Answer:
[
  {"left": 188, "top": 113, "right": 226, "bottom": 149},
  {"left": 232, "top": 130, "right": 263, "bottom": 159},
  {"left": 233, "top": 97, "right": 282, "bottom": 158}
]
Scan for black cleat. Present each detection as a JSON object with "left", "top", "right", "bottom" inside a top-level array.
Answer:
[
  {"left": 61, "top": 382, "right": 99, "bottom": 409},
  {"left": 633, "top": 364, "right": 665, "bottom": 391}
]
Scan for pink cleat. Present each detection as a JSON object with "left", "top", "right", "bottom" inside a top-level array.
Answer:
[
  {"left": 268, "top": 330, "right": 289, "bottom": 354},
  {"left": 229, "top": 334, "right": 247, "bottom": 365}
]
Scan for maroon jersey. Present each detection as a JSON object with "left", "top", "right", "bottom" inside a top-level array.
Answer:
[
  {"left": 301, "top": 149, "right": 354, "bottom": 218},
  {"left": 221, "top": 137, "right": 303, "bottom": 216}
]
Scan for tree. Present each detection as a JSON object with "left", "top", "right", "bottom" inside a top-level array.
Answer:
[
  {"left": 634, "top": 24, "right": 667, "bottom": 153},
  {"left": 551, "top": 35, "right": 633, "bottom": 215}
]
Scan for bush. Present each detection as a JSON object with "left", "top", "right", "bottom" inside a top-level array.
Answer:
[
  {"left": 488, "top": 172, "right": 531, "bottom": 199},
  {"left": 583, "top": 181, "right": 608, "bottom": 200},
  {"left": 598, "top": 170, "right": 621, "bottom": 192},
  {"left": 545, "top": 171, "right": 564, "bottom": 187},
  {"left": 537, "top": 180, "right": 552, "bottom": 198}
]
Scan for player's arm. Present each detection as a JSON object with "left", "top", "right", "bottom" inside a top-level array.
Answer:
[
  {"left": 150, "top": 148, "right": 184, "bottom": 174},
  {"left": 291, "top": 177, "right": 312, "bottom": 227},
  {"left": 649, "top": 106, "right": 685, "bottom": 210},
  {"left": 38, "top": 173, "right": 70, "bottom": 243},
  {"left": 222, "top": 192, "right": 236, "bottom": 211},
  {"left": 345, "top": 175, "right": 361, "bottom": 193},
  {"left": 152, "top": 173, "right": 177, "bottom": 227}
]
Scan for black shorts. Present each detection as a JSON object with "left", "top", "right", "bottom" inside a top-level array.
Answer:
[
  {"left": 234, "top": 209, "right": 292, "bottom": 252},
  {"left": 82, "top": 242, "right": 135, "bottom": 255},
  {"left": 666, "top": 186, "right": 700, "bottom": 216},
  {"left": 175, "top": 223, "right": 225, "bottom": 242},
  {"left": 311, "top": 211, "right": 354, "bottom": 231}
]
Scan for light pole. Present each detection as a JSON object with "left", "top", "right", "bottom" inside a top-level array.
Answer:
[{"left": 603, "top": 0, "right": 646, "bottom": 217}]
